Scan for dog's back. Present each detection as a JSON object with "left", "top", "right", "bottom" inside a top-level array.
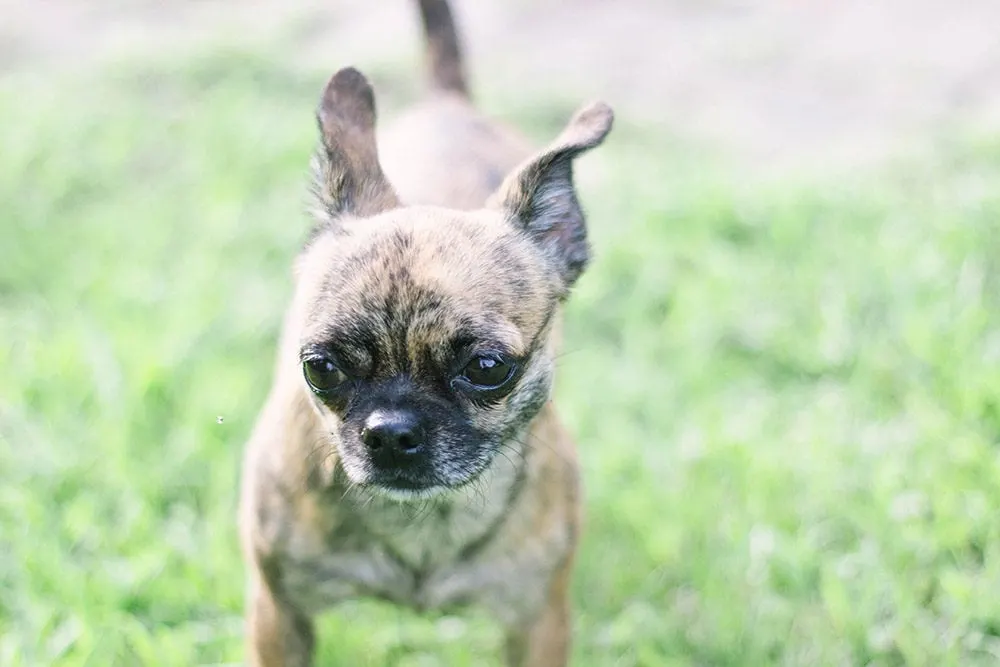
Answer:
[{"left": 378, "top": 0, "right": 534, "bottom": 209}]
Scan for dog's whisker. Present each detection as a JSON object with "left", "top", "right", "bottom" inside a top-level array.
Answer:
[
  {"left": 511, "top": 431, "right": 576, "bottom": 470},
  {"left": 553, "top": 346, "right": 589, "bottom": 362}
]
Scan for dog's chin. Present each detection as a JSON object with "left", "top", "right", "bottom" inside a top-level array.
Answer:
[
  {"left": 361, "top": 470, "right": 482, "bottom": 503},
  {"left": 337, "top": 442, "right": 503, "bottom": 503},
  {"left": 373, "top": 484, "right": 451, "bottom": 503},
  {"left": 336, "top": 459, "right": 455, "bottom": 503},
  {"left": 341, "top": 463, "right": 492, "bottom": 504}
]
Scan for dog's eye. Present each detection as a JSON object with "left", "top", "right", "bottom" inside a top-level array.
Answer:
[
  {"left": 460, "top": 354, "right": 516, "bottom": 389},
  {"left": 303, "top": 357, "right": 348, "bottom": 393}
]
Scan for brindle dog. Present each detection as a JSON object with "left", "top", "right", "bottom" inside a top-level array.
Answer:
[{"left": 238, "top": 1, "right": 613, "bottom": 664}]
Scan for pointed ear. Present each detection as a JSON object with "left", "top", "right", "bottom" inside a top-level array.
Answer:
[
  {"left": 489, "top": 102, "right": 613, "bottom": 292},
  {"left": 312, "top": 68, "right": 399, "bottom": 223}
]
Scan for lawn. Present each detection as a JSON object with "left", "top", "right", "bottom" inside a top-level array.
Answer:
[{"left": 3, "top": 43, "right": 1000, "bottom": 667}]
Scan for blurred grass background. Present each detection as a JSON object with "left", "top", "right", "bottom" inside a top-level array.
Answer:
[{"left": 4, "top": 1, "right": 1000, "bottom": 665}]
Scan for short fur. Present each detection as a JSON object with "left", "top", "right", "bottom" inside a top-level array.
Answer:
[{"left": 239, "top": 3, "right": 613, "bottom": 665}]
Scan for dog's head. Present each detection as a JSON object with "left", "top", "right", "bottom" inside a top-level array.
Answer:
[{"left": 293, "top": 68, "right": 612, "bottom": 500}]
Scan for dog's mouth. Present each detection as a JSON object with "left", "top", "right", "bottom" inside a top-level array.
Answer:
[
  {"left": 374, "top": 484, "right": 450, "bottom": 502},
  {"left": 375, "top": 470, "right": 435, "bottom": 491},
  {"left": 335, "top": 430, "right": 502, "bottom": 502},
  {"left": 355, "top": 457, "right": 496, "bottom": 503},
  {"left": 363, "top": 470, "right": 451, "bottom": 502}
]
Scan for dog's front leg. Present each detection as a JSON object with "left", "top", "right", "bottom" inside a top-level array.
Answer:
[
  {"left": 246, "top": 574, "right": 315, "bottom": 667},
  {"left": 502, "top": 558, "right": 573, "bottom": 667}
]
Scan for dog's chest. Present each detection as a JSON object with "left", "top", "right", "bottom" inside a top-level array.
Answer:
[
  {"left": 379, "top": 501, "right": 490, "bottom": 565},
  {"left": 280, "top": 465, "right": 523, "bottom": 615}
]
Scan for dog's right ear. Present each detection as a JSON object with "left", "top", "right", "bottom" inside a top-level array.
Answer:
[
  {"left": 311, "top": 68, "right": 399, "bottom": 225},
  {"left": 488, "top": 102, "right": 613, "bottom": 294}
]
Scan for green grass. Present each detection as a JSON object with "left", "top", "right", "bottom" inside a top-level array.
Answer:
[{"left": 3, "top": 45, "right": 1000, "bottom": 666}]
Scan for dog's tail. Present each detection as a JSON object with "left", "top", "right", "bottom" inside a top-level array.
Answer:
[{"left": 415, "top": 0, "right": 469, "bottom": 97}]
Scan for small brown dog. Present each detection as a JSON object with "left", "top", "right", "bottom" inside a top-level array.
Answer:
[{"left": 238, "top": 1, "right": 612, "bottom": 665}]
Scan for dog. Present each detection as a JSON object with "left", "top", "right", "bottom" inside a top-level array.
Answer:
[{"left": 238, "top": 1, "right": 613, "bottom": 664}]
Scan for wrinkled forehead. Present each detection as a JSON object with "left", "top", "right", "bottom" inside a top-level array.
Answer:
[{"left": 298, "top": 210, "right": 557, "bottom": 367}]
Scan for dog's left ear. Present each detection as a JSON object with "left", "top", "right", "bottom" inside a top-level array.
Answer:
[
  {"left": 312, "top": 67, "right": 400, "bottom": 224},
  {"left": 489, "top": 102, "right": 613, "bottom": 293}
]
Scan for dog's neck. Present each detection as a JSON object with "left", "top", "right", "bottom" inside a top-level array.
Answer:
[
  {"left": 326, "top": 430, "right": 530, "bottom": 571},
  {"left": 269, "top": 355, "right": 544, "bottom": 573}
]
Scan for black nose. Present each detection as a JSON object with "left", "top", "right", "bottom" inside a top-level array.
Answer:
[{"left": 361, "top": 410, "right": 426, "bottom": 465}]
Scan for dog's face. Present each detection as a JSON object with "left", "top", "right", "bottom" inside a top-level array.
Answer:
[
  {"left": 297, "top": 211, "right": 560, "bottom": 498},
  {"left": 293, "top": 69, "right": 612, "bottom": 499}
]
